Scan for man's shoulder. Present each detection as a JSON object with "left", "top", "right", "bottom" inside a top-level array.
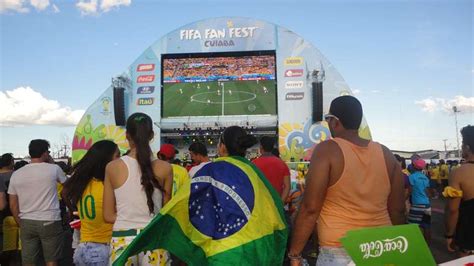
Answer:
[{"left": 311, "top": 139, "right": 341, "bottom": 160}]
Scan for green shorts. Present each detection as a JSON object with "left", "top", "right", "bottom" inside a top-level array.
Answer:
[{"left": 19, "top": 219, "right": 64, "bottom": 264}]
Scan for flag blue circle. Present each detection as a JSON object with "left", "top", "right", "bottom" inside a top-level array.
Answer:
[{"left": 189, "top": 161, "right": 255, "bottom": 240}]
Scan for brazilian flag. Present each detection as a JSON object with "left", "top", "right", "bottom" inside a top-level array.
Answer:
[{"left": 113, "top": 156, "right": 288, "bottom": 265}]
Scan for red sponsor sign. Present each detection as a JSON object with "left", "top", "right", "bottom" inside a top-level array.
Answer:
[
  {"left": 284, "top": 69, "right": 304, "bottom": 77},
  {"left": 137, "top": 75, "right": 155, "bottom": 83},
  {"left": 137, "top": 64, "right": 155, "bottom": 72}
]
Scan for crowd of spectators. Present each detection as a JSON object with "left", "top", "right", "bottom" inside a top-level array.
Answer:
[{"left": 163, "top": 56, "right": 275, "bottom": 81}]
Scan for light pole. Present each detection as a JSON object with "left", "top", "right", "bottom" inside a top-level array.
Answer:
[{"left": 453, "top": 106, "right": 461, "bottom": 157}]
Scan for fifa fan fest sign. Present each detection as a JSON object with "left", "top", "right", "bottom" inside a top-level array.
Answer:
[{"left": 72, "top": 17, "right": 371, "bottom": 163}]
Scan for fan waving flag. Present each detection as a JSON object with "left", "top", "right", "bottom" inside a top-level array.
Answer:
[{"left": 113, "top": 156, "right": 288, "bottom": 266}]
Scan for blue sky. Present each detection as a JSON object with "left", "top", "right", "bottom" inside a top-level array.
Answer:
[{"left": 1, "top": 0, "right": 473, "bottom": 157}]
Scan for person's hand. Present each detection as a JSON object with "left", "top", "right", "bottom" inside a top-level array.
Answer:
[{"left": 446, "top": 238, "right": 455, "bottom": 252}]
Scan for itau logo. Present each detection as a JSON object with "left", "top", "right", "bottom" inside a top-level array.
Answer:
[
  {"left": 359, "top": 236, "right": 408, "bottom": 259},
  {"left": 189, "top": 161, "right": 255, "bottom": 240}
]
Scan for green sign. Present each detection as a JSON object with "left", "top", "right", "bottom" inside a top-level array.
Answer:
[{"left": 340, "top": 224, "right": 436, "bottom": 266}]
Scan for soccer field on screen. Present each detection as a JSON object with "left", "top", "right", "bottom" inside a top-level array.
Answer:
[{"left": 162, "top": 80, "right": 277, "bottom": 117}]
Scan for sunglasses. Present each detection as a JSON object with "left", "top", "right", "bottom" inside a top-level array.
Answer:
[{"left": 324, "top": 114, "right": 339, "bottom": 122}]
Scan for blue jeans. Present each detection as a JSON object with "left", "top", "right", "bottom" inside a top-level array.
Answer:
[
  {"left": 316, "top": 247, "right": 353, "bottom": 266},
  {"left": 73, "top": 242, "right": 110, "bottom": 266}
]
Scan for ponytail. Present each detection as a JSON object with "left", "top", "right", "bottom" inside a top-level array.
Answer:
[{"left": 126, "top": 113, "right": 162, "bottom": 214}]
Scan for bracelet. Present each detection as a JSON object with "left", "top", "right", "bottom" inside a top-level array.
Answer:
[{"left": 288, "top": 254, "right": 302, "bottom": 260}]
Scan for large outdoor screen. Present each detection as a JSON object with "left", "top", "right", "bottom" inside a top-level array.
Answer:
[{"left": 161, "top": 51, "right": 277, "bottom": 117}]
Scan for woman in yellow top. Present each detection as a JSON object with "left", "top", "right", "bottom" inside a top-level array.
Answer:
[{"left": 62, "top": 140, "right": 120, "bottom": 265}]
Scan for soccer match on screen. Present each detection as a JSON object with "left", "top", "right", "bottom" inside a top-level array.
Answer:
[{"left": 162, "top": 53, "right": 277, "bottom": 117}]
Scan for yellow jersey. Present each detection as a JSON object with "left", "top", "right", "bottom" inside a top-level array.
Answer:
[
  {"left": 439, "top": 164, "right": 449, "bottom": 180},
  {"left": 429, "top": 166, "right": 440, "bottom": 180},
  {"left": 77, "top": 178, "right": 113, "bottom": 243},
  {"left": 171, "top": 164, "right": 189, "bottom": 196}
]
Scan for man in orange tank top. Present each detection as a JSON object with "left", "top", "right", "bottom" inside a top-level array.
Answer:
[{"left": 288, "top": 96, "right": 406, "bottom": 266}]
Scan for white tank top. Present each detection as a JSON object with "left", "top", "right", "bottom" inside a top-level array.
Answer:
[{"left": 113, "top": 155, "right": 163, "bottom": 230}]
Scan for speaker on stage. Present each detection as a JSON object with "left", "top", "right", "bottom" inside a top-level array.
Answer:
[
  {"left": 312, "top": 81, "right": 323, "bottom": 123},
  {"left": 113, "top": 87, "right": 126, "bottom": 126}
]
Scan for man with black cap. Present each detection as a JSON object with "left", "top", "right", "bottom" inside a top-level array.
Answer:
[
  {"left": 288, "top": 95, "right": 405, "bottom": 265},
  {"left": 157, "top": 144, "right": 189, "bottom": 196}
]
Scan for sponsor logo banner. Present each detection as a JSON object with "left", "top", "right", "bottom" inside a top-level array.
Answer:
[
  {"left": 137, "top": 75, "right": 155, "bottom": 83},
  {"left": 285, "top": 92, "right": 304, "bottom": 100},
  {"left": 137, "top": 86, "right": 155, "bottom": 94},
  {"left": 137, "top": 64, "right": 155, "bottom": 72},
  {"left": 285, "top": 81, "right": 304, "bottom": 89},
  {"left": 284, "top": 57, "right": 303, "bottom": 66},
  {"left": 284, "top": 69, "right": 304, "bottom": 77},
  {"left": 341, "top": 224, "right": 436, "bottom": 266},
  {"left": 137, "top": 97, "right": 154, "bottom": 105}
]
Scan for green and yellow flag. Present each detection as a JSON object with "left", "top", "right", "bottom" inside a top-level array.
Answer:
[{"left": 113, "top": 156, "right": 288, "bottom": 265}]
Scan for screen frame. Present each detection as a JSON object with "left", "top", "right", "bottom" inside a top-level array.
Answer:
[{"left": 160, "top": 50, "right": 278, "bottom": 119}]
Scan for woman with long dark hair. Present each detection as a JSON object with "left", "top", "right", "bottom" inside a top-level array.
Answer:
[
  {"left": 217, "top": 126, "right": 257, "bottom": 158},
  {"left": 103, "top": 113, "right": 173, "bottom": 265},
  {"left": 62, "top": 140, "right": 119, "bottom": 265}
]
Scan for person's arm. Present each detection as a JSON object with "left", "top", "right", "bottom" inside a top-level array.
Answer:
[
  {"left": 103, "top": 162, "right": 117, "bottom": 224},
  {"left": 288, "top": 142, "right": 331, "bottom": 263},
  {"left": 281, "top": 174, "right": 291, "bottom": 202},
  {"left": 154, "top": 161, "right": 173, "bottom": 206},
  {"left": 383, "top": 146, "right": 406, "bottom": 225},
  {"left": 425, "top": 187, "right": 435, "bottom": 199},
  {"left": 445, "top": 169, "right": 461, "bottom": 252},
  {"left": 0, "top": 181, "right": 6, "bottom": 210},
  {"left": 9, "top": 194, "right": 20, "bottom": 225},
  {"left": 0, "top": 192, "right": 6, "bottom": 211},
  {"left": 56, "top": 165, "right": 68, "bottom": 184},
  {"left": 61, "top": 186, "right": 75, "bottom": 220}
]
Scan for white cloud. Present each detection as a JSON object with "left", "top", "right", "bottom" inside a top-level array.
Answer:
[
  {"left": 100, "top": 0, "right": 130, "bottom": 12},
  {"left": 415, "top": 98, "right": 438, "bottom": 112},
  {"left": 75, "top": 0, "right": 131, "bottom": 15},
  {"left": 76, "top": 0, "right": 98, "bottom": 15},
  {"left": 52, "top": 3, "right": 59, "bottom": 12},
  {"left": 0, "top": 86, "right": 85, "bottom": 126},
  {"left": 416, "top": 95, "right": 474, "bottom": 114},
  {"left": 0, "top": 0, "right": 29, "bottom": 13},
  {"left": 352, "top": 89, "right": 361, "bottom": 95},
  {"left": 371, "top": 90, "right": 380, "bottom": 93},
  {"left": 30, "top": 0, "right": 49, "bottom": 11},
  {"left": 1, "top": 0, "right": 55, "bottom": 13}
]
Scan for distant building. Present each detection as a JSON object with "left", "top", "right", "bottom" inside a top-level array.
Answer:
[{"left": 391, "top": 149, "right": 461, "bottom": 162}]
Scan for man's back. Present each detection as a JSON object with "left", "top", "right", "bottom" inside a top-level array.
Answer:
[
  {"left": 8, "top": 163, "right": 66, "bottom": 221},
  {"left": 318, "top": 138, "right": 392, "bottom": 247},
  {"left": 408, "top": 171, "right": 430, "bottom": 205},
  {"left": 440, "top": 164, "right": 449, "bottom": 179},
  {"left": 429, "top": 166, "right": 439, "bottom": 180},
  {"left": 456, "top": 162, "right": 474, "bottom": 200},
  {"left": 252, "top": 155, "right": 289, "bottom": 195}
]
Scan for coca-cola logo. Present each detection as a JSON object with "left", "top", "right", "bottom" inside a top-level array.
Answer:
[
  {"left": 359, "top": 236, "right": 408, "bottom": 259},
  {"left": 137, "top": 75, "right": 155, "bottom": 83}
]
